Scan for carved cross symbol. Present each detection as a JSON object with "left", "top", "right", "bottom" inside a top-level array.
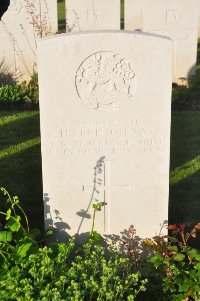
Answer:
[{"left": 83, "top": 160, "right": 131, "bottom": 233}]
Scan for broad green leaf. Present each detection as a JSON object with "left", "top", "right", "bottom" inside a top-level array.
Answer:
[
  {"left": 45, "top": 229, "right": 54, "bottom": 237},
  {"left": 194, "top": 263, "right": 200, "bottom": 270},
  {"left": 178, "top": 282, "right": 189, "bottom": 293},
  {"left": 90, "top": 231, "right": 102, "bottom": 242},
  {"left": 16, "top": 241, "right": 32, "bottom": 258},
  {"left": 148, "top": 254, "right": 163, "bottom": 268},
  {"left": 0, "top": 231, "right": 12, "bottom": 242},
  {"left": 167, "top": 245, "right": 178, "bottom": 252},
  {"left": 188, "top": 249, "right": 198, "bottom": 258},
  {"left": 5, "top": 217, "right": 21, "bottom": 232},
  {"left": 173, "top": 253, "right": 185, "bottom": 262}
]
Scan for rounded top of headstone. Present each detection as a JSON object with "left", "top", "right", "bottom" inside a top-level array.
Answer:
[
  {"left": 8, "top": 0, "right": 23, "bottom": 15},
  {"left": 0, "top": 0, "right": 10, "bottom": 19}
]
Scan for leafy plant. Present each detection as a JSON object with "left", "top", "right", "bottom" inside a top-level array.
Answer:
[
  {"left": 89, "top": 201, "right": 106, "bottom": 242},
  {"left": 143, "top": 223, "right": 200, "bottom": 301},
  {"left": 0, "top": 58, "right": 15, "bottom": 85},
  {"left": 0, "top": 73, "right": 39, "bottom": 106},
  {"left": 172, "top": 71, "right": 200, "bottom": 111},
  {"left": 0, "top": 188, "right": 148, "bottom": 300}
]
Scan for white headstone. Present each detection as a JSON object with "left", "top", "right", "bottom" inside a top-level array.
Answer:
[
  {"left": 0, "top": 0, "right": 57, "bottom": 82},
  {"left": 66, "top": 0, "right": 120, "bottom": 31},
  {"left": 125, "top": 0, "right": 199, "bottom": 84},
  {"left": 38, "top": 31, "right": 172, "bottom": 241}
]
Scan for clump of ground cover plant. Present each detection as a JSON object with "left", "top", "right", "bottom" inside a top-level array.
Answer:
[
  {"left": 172, "top": 41, "right": 200, "bottom": 111},
  {"left": 124, "top": 224, "right": 200, "bottom": 301},
  {"left": 0, "top": 187, "right": 200, "bottom": 300},
  {"left": 172, "top": 73, "right": 200, "bottom": 111},
  {"left": 0, "top": 188, "right": 147, "bottom": 301},
  {"left": 0, "top": 73, "right": 39, "bottom": 109}
]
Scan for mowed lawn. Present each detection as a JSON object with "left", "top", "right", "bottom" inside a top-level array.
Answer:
[
  {"left": 169, "top": 112, "right": 200, "bottom": 225},
  {"left": 58, "top": 0, "right": 66, "bottom": 32},
  {"left": 0, "top": 111, "right": 43, "bottom": 230},
  {"left": 0, "top": 110, "right": 200, "bottom": 231},
  {"left": 58, "top": 0, "right": 125, "bottom": 30}
]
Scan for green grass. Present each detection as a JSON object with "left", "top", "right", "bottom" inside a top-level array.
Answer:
[
  {"left": 0, "top": 110, "right": 200, "bottom": 233},
  {"left": 57, "top": 0, "right": 125, "bottom": 31},
  {"left": 58, "top": 0, "right": 66, "bottom": 32},
  {"left": 121, "top": 0, "right": 124, "bottom": 29},
  {"left": 0, "top": 111, "right": 43, "bottom": 230},
  {"left": 169, "top": 112, "right": 200, "bottom": 225}
]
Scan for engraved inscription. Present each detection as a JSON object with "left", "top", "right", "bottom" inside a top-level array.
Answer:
[
  {"left": 75, "top": 52, "right": 136, "bottom": 111},
  {"left": 9, "top": 0, "right": 23, "bottom": 15},
  {"left": 45, "top": 120, "right": 165, "bottom": 156},
  {"left": 166, "top": 10, "right": 178, "bottom": 24}
]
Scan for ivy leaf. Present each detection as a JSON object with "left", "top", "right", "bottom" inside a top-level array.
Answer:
[
  {"left": 173, "top": 253, "right": 185, "bottom": 262},
  {"left": 0, "top": 231, "right": 12, "bottom": 242}
]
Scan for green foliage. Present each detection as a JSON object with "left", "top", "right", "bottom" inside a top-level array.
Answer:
[
  {"left": 0, "top": 188, "right": 147, "bottom": 301},
  {"left": 144, "top": 223, "right": 200, "bottom": 301},
  {"left": 172, "top": 41, "right": 200, "bottom": 111},
  {"left": 0, "top": 73, "right": 39, "bottom": 106},
  {"left": 58, "top": 0, "right": 66, "bottom": 32},
  {"left": 89, "top": 202, "right": 106, "bottom": 242},
  {"left": 1, "top": 187, "right": 200, "bottom": 301},
  {"left": 0, "top": 240, "right": 147, "bottom": 301},
  {"left": 0, "top": 58, "right": 15, "bottom": 85},
  {"left": 172, "top": 76, "right": 200, "bottom": 111}
]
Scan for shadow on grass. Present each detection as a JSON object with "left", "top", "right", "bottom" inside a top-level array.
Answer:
[
  {"left": 0, "top": 112, "right": 40, "bottom": 151},
  {"left": 0, "top": 112, "right": 43, "bottom": 230},
  {"left": 169, "top": 112, "right": 200, "bottom": 227}
]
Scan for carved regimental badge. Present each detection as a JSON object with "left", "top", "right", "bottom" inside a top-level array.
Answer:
[{"left": 75, "top": 52, "right": 136, "bottom": 111}]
